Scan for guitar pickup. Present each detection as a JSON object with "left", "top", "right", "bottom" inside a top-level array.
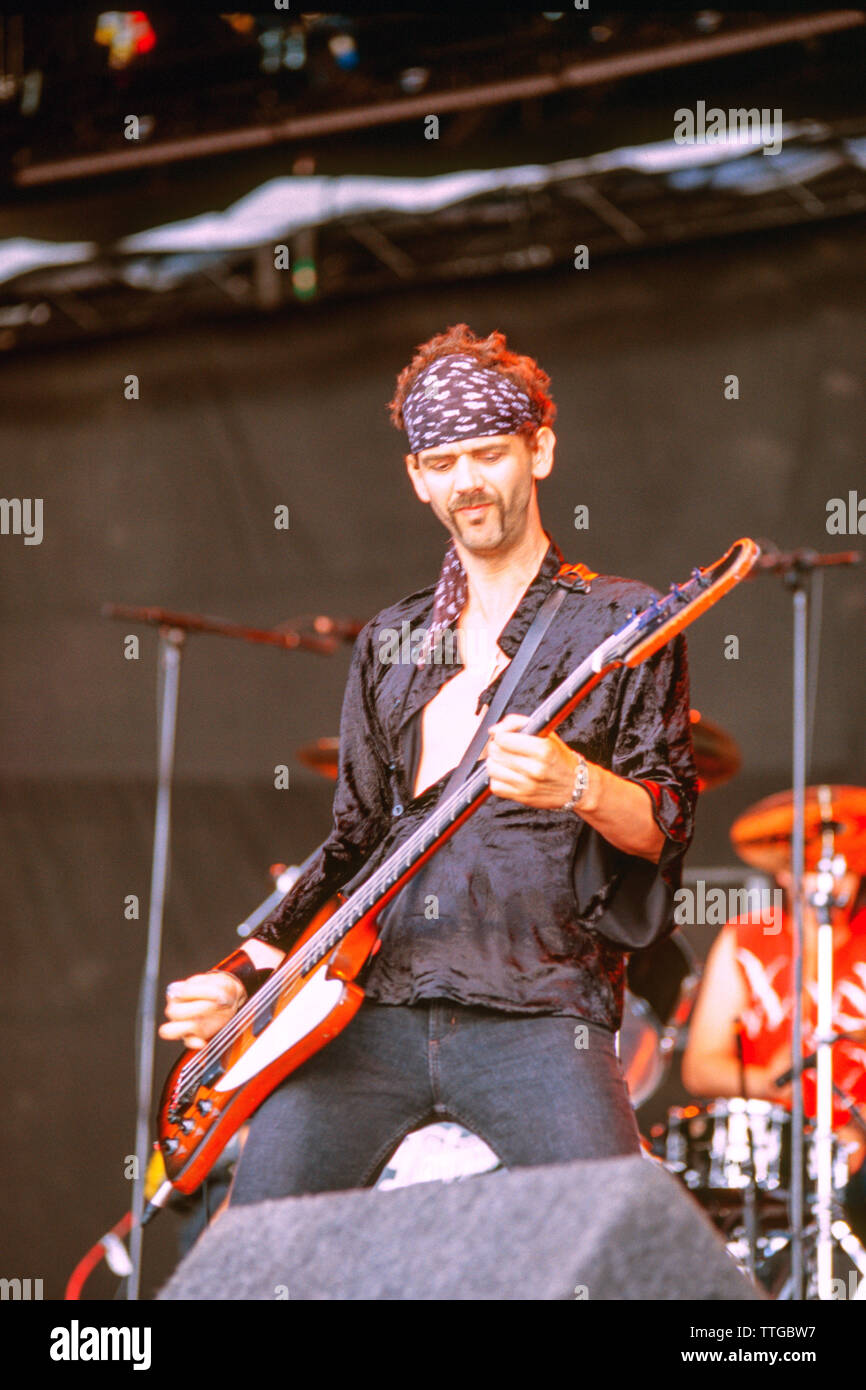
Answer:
[
  {"left": 199, "top": 1056, "right": 226, "bottom": 1088},
  {"left": 251, "top": 994, "right": 277, "bottom": 1037}
]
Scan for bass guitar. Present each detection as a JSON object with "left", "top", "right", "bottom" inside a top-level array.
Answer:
[{"left": 146, "top": 536, "right": 760, "bottom": 1219}]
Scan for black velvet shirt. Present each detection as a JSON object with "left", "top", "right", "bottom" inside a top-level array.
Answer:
[{"left": 253, "top": 535, "right": 698, "bottom": 1030}]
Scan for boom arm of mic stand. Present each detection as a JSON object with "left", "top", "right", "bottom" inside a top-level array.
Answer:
[{"left": 235, "top": 843, "right": 326, "bottom": 939}]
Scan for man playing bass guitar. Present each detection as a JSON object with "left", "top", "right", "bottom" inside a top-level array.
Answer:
[{"left": 160, "top": 323, "right": 699, "bottom": 1206}]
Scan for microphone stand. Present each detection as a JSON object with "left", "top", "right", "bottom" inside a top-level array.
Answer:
[
  {"left": 127, "top": 625, "right": 184, "bottom": 1302},
  {"left": 101, "top": 602, "right": 355, "bottom": 1300},
  {"left": 751, "top": 543, "right": 861, "bottom": 1298}
]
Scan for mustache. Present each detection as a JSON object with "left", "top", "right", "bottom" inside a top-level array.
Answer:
[{"left": 451, "top": 493, "right": 497, "bottom": 512}]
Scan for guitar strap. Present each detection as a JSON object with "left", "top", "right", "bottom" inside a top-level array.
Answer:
[
  {"left": 340, "top": 560, "right": 597, "bottom": 908},
  {"left": 440, "top": 560, "right": 597, "bottom": 800}
]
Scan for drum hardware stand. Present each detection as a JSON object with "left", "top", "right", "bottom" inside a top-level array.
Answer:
[
  {"left": 828, "top": 1089, "right": 866, "bottom": 1296},
  {"left": 101, "top": 601, "right": 353, "bottom": 1300},
  {"left": 734, "top": 1020, "right": 761, "bottom": 1284},
  {"left": 752, "top": 542, "right": 861, "bottom": 1298},
  {"left": 770, "top": 1058, "right": 866, "bottom": 1298}
]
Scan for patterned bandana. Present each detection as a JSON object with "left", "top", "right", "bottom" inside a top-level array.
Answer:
[
  {"left": 403, "top": 354, "right": 541, "bottom": 455},
  {"left": 417, "top": 540, "right": 466, "bottom": 667}
]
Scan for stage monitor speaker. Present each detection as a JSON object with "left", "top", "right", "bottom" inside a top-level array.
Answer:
[{"left": 158, "top": 1153, "right": 762, "bottom": 1301}]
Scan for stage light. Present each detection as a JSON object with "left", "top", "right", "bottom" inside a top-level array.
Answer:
[
  {"left": 20, "top": 70, "right": 42, "bottom": 116},
  {"left": 329, "top": 33, "right": 358, "bottom": 72},
  {"left": 94, "top": 11, "right": 156, "bottom": 70},
  {"left": 282, "top": 30, "right": 306, "bottom": 71},
  {"left": 221, "top": 13, "right": 256, "bottom": 36},
  {"left": 399, "top": 67, "right": 429, "bottom": 95},
  {"left": 695, "top": 11, "right": 723, "bottom": 35},
  {"left": 292, "top": 257, "right": 317, "bottom": 300},
  {"left": 258, "top": 28, "right": 282, "bottom": 74},
  {"left": 258, "top": 25, "right": 306, "bottom": 73}
]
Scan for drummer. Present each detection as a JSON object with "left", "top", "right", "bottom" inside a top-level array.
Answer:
[{"left": 681, "top": 866, "right": 866, "bottom": 1239}]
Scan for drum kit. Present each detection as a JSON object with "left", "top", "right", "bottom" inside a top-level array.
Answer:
[{"left": 651, "top": 1096, "right": 866, "bottom": 1300}]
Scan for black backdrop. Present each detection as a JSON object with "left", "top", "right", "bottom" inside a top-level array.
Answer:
[{"left": 2, "top": 217, "right": 864, "bottom": 1297}]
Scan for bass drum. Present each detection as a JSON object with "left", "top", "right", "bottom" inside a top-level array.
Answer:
[{"left": 618, "top": 934, "right": 700, "bottom": 1107}]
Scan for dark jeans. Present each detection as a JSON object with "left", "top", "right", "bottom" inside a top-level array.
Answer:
[{"left": 229, "top": 999, "right": 641, "bottom": 1205}]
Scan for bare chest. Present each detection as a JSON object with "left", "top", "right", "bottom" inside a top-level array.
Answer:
[{"left": 412, "top": 641, "right": 511, "bottom": 798}]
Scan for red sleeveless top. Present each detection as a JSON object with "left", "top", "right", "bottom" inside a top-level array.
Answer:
[{"left": 732, "top": 907, "right": 866, "bottom": 1124}]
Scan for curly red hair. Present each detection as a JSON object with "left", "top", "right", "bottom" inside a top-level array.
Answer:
[{"left": 388, "top": 323, "right": 556, "bottom": 446}]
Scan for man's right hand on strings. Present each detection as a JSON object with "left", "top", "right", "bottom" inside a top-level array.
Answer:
[{"left": 159, "top": 973, "right": 246, "bottom": 1051}]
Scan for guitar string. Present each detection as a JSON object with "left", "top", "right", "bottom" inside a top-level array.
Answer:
[
  {"left": 175, "top": 618, "right": 622, "bottom": 1091},
  {"left": 168, "top": 553, "right": 752, "bottom": 1130},
  {"left": 174, "top": 633, "right": 616, "bottom": 1097},
  {"left": 172, "top": 628, "right": 633, "bottom": 1096},
  {"left": 174, "top": 659, "right": 574, "bottom": 1095},
  {"left": 172, "top": 566, "right": 724, "bottom": 1100},
  {"left": 174, "top": 638, "right": 617, "bottom": 1092},
  {"left": 174, "top": 752, "right": 495, "bottom": 1094}
]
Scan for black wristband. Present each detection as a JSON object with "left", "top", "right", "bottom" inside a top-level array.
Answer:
[{"left": 210, "top": 948, "right": 274, "bottom": 1001}]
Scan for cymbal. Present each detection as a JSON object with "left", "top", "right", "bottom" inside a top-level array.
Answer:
[
  {"left": 689, "top": 709, "right": 741, "bottom": 792},
  {"left": 296, "top": 737, "right": 339, "bottom": 780},
  {"left": 731, "top": 785, "right": 866, "bottom": 875}
]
